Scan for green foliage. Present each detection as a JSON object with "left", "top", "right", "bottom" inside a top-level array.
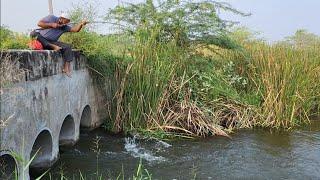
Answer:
[
  {"left": 68, "top": 2, "right": 96, "bottom": 23},
  {"left": 61, "top": 3, "right": 129, "bottom": 76},
  {"left": 105, "top": 0, "right": 248, "bottom": 50},
  {"left": 133, "top": 160, "right": 152, "bottom": 180},
  {"left": 187, "top": 57, "right": 242, "bottom": 102},
  {"left": 190, "top": 27, "right": 320, "bottom": 129},
  {"left": 117, "top": 33, "right": 185, "bottom": 131},
  {"left": 0, "top": 26, "right": 12, "bottom": 40},
  {"left": 220, "top": 40, "right": 320, "bottom": 128},
  {"left": 102, "top": 1, "right": 253, "bottom": 136},
  {"left": 229, "top": 26, "right": 264, "bottom": 44},
  {"left": 64, "top": 1, "right": 319, "bottom": 135},
  {"left": 247, "top": 44, "right": 320, "bottom": 128},
  {"left": 0, "top": 26, "right": 29, "bottom": 49}
]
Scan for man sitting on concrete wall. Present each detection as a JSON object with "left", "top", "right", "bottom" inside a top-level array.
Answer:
[{"left": 30, "top": 13, "right": 88, "bottom": 77}]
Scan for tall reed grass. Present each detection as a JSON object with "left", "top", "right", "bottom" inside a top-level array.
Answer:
[
  {"left": 64, "top": 25, "right": 320, "bottom": 137},
  {"left": 249, "top": 44, "right": 319, "bottom": 128},
  {"left": 220, "top": 43, "right": 320, "bottom": 128}
]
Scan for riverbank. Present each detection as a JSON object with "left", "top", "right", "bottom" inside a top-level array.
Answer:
[
  {"left": 63, "top": 1, "right": 320, "bottom": 137},
  {"left": 65, "top": 31, "right": 319, "bottom": 138}
]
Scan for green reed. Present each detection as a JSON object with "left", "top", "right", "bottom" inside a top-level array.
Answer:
[{"left": 221, "top": 43, "right": 320, "bottom": 128}]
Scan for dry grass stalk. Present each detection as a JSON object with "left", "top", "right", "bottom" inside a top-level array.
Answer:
[
  {"left": 0, "top": 52, "right": 25, "bottom": 88},
  {"left": 148, "top": 74, "right": 260, "bottom": 138},
  {"left": 161, "top": 98, "right": 229, "bottom": 137},
  {"left": 211, "top": 99, "right": 259, "bottom": 130},
  {"left": 147, "top": 78, "right": 230, "bottom": 138},
  {"left": 114, "top": 62, "right": 134, "bottom": 132}
]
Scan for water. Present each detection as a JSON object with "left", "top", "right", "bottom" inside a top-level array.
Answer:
[{"left": 49, "top": 120, "right": 320, "bottom": 179}]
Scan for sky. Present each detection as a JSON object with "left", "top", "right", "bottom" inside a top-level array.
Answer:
[{"left": 1, "top": 0, "right": 320, "bottom": 41}]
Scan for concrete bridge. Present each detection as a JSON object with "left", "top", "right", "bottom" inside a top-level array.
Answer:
[{"left": 0, "top": 50, "right": 111, "bottom": 179}]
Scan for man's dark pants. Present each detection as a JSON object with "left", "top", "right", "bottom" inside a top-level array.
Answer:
[{"left": 30, "top": 30, "right": 73, "bottom": 62}]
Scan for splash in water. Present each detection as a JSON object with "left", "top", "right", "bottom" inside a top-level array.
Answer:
[
  {"left": 124, "top": 137, "right": 166, "bottom": 164},
  {"left": 156, "top": 139, "right": 172, "bottom": 148}
]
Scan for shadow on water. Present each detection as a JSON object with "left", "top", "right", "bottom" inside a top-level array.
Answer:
[{"left": 48, "top": 120, "right": 320, "bottom": 179}]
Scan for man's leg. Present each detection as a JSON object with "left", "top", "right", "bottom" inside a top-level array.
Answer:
[
  {"left": 30, "top": 31, "right": 61, "bottom": 51},
  {"left": 51, "top": 42, "right": 73, "bottom": 77}
]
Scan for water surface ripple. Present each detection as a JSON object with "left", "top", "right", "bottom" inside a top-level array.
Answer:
[{"left": 49, "top": 120, "right": 320, "bottom": 179}]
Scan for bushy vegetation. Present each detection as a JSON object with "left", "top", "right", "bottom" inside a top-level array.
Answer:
[
  {"left": 62, "top": 1, "right": 319, "bottom": 137},
  {"left": 103, "top": 0, "right": 253, "bottom": 137},
  {"left": 215, "top": 31, "right": 320, "bottom": 128},
  {"left": 1, "top": 1, "right": 319, "bottom": 138},
  {"left": 0, "top": 26, "right": 28, "bottom": 49}
]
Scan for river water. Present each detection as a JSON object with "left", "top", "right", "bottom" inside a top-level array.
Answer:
[{"left": 48, "top": 120, "right": 320, "bottom": 179}]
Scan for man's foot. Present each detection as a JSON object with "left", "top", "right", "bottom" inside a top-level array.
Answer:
[
  {"left": 53, "top": 47, "right": 62, "bottom": 51},
  {"left": 50, "top": 44, "right": 62, "bottom": 51},
  {"left": 62, "top": 69, "right": 72, "bottom": 78}
]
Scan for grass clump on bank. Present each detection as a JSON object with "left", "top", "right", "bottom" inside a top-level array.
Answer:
[
  {"left": 103, "top": 0, "right": 251, "bottom": 137},
  {"left": 60, "top": 0, "right": 250, "bottom": 138},
  {"left": 245, "top": 44, "right": 319, "bottom": 128},
  {"left": 63, "top": 1, "right": 320, "bottom": 137},
  {"left": 211, "top": 28, "right": 320, "bottom": 128}
]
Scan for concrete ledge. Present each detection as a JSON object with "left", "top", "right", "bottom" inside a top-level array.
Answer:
[{"left": 0, "top": 50, "right": 86, "bottom": 82}]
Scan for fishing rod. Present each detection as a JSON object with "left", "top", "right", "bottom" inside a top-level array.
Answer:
[
  {"left": 69, "top": 21, "right": 124, "bottom": 27},
  {"left": 67, "top": 21, "right": 133, "bottom": 34},
  {"left": 68, "top": 21, "right": 128, "bottom": 31}
]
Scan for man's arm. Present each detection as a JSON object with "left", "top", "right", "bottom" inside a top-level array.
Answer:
[
  {"left": 70, "top": 20, "right": 88, "bottom": 32},
  {"left": 37, "top": 21, "right": 62, "bottom": 29},
  {"left": 37, "top": 15, "right": 62, "bottom": 29}
]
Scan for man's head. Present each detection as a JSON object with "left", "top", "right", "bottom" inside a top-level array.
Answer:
[{"left": 58, "top": 12, "right": 70, "bottom": 25}]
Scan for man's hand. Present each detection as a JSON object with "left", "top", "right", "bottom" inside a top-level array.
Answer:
[
  {"left": 81, "top": 20, "right": 89, "bottom": 26},
  {"left": 70, "top": 20, "right": 88, "bottom": 32}
]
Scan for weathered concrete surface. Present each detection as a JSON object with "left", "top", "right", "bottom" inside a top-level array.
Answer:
[{"left": 0, "top": 50, "right": 110, "bottom": 179}]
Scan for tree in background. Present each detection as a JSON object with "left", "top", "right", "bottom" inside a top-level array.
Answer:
[
  {"left": 229, "top": 26, "right": 265, "bottom": 44},
  {"left": 283, "top": 29, "right": 320, "bottom": 48},
  {"left": 105, "top": 0, "right": 249, "bottom": 51}
]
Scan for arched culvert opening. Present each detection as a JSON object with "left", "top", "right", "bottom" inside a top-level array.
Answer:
[
  {"left": 0, "top": 154, "right": 17, "bottom": 179},
  {"left": 29, "top": 130, "right": 53, "bottom": 177},
  {"left": 80, "top": 105, "right": 92, "bottom": 128},
  {"left": 59, "top": 115, "right": 76, "bottom": 147}
]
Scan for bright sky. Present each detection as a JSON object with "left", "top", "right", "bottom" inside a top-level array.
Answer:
[{"left": 1, "top": 0, "right": 320, "bottom": 41}]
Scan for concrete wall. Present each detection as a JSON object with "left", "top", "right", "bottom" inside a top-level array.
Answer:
[{"left": 0, "top": 50, "right": 110, "bottom": 179}]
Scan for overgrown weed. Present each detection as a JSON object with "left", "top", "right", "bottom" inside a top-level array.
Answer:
[{"left": 0, "top": 52, "right": 25, "bottom": 88}]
